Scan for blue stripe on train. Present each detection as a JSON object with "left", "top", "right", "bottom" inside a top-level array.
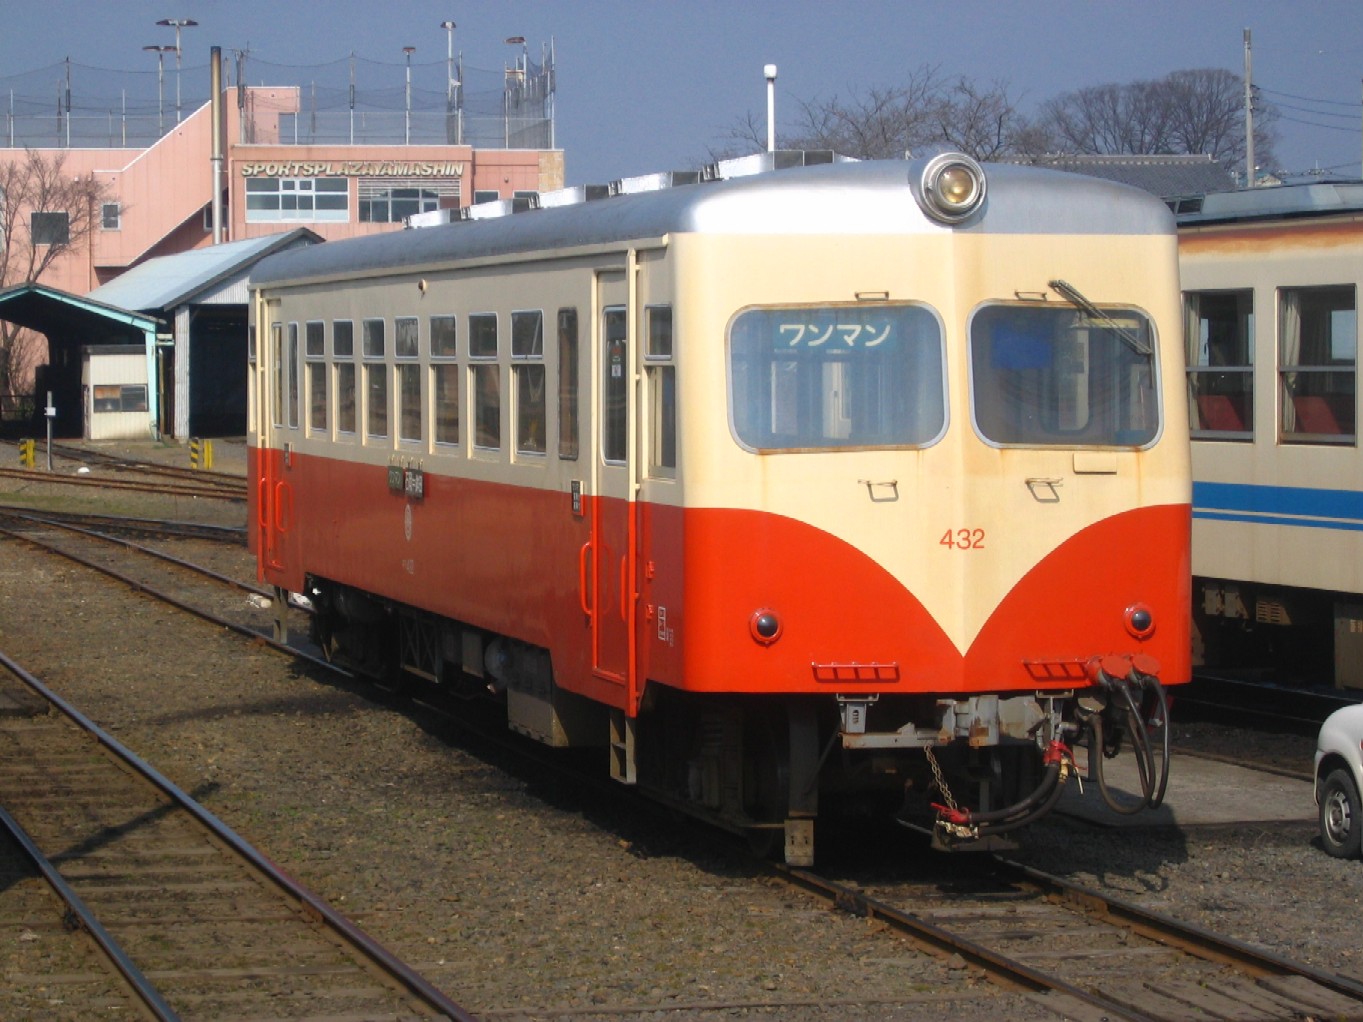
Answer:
[{"left": 1193, "top": 481, "right": 1363, "bottom": 530}]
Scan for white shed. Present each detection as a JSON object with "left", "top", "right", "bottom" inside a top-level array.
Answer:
[{"left": 82, "top": 345, "right": 150, "bottom": 440}]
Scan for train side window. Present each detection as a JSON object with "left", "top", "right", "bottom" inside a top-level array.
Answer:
[
  {"left": 334, "top": 320, "right": 356, "bottom": 436},
  {"left": 286, "top": 322, "right": 300, "bottom": 429},
  {"left": 645, "top": 305, "right": 676, "bottom": 475},
  {"left": 470, "top": 313, "right": 500, "bottom": 451},
  {"left": 557, "top": 308, "right": 579, "bottom": 460},
  {"left": 1280, "top": 285, "right": 1356, "bottom": 445},
  {"left": 1185, "top": 290, "right": 1253, "bottom": 440},
  {"left": 396, "top": 317, "right": 422, "bottom": 443},
  {"left": 512, "top": 310, "right": 546, "bottom": 457},
  {"left": 602, "top": 307, "right": 627, "bottom": 464},
  {"left": 270, "top": 322, "right": 283, "bottom": 427},
  {"left": 306, "top": 321, "right": 327, "bottom": 433},
  {"left": 431, "top": 315, "right": 459, "bottom": 447},
  {"left": 363, "top": 318, "right": 388, "bottom": 440}
]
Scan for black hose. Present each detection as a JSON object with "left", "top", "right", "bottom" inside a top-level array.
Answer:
[
  {"left": 974, "top": 761, "right": 1071, "bottom": 837},
  {"left": 1090, "top": 672, "right": 1170, "bottom": 814},
  {"left": 956, "top": 759, "right": 1063, "bottom": 826},
  {"left": 1138, "top": 672, "right": 1171, "bottom": 808}
]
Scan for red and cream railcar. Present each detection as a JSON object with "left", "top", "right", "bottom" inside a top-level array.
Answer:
[{"left": 248, "top": 155, "right": 1190, "bottom": 863}]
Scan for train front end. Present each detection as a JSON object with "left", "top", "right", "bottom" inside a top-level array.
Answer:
[{"left": 656, "top": 156, "right": 1190, "bottom": 855}]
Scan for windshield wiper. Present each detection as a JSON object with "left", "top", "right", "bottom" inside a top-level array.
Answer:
[{"left": 1048, "top": 278, "right": 1153, "bottom": 358}]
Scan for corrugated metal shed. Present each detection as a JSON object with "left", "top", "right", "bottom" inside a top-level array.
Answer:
[
  {"left": 84, "top": 228, "right": 322, "bottom": 439},
  {"left": 89, "top": 228, "right": 322, "bottom": 313}
]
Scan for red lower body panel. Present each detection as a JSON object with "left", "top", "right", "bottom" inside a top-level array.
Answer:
[{"left": 253, "top": 447, "right": 1190, "bottom": 711}]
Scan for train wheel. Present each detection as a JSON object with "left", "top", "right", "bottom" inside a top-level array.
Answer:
[{"left": 1320, "top": 768, "right": 1362, "bottom": 859}]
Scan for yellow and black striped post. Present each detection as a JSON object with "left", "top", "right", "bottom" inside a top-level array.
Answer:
[
  {"left": 17, "top": 439, "right": 35, "bottom": 469},
  {"left": 189, "top": 437, "right": 214, "bottom": 470}
]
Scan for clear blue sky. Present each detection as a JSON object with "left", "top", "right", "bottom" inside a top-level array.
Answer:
[{"left": 1, "top": 0, "right": 1360, "bottom": 185}]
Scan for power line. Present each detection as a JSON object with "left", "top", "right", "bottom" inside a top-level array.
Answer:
[
  {"left": 1276, "top": 111, "right": 1362, "bottom": 135},
  {"left": 1258, "top": 84, "right": 1359, "bottom": 110}
]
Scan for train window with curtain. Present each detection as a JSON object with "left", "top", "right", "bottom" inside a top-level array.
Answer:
[
  {"left": 729, "top": 304, "right": 944, "bottom": 451},
  {"left": 1185, "top": 290, "right": 1253, "bottom": 440},
  {"left": 602, "top": 307, "right": 628, "bottom": 463},
  {"left": 431, "top": 316, "right": 459, "bottom": 447},
  {"left": 334, "top": 320, "right": 356, "bottom": 436},
  {"left": 970, "top": 303, "right": 1159, "bottom": 447},
  {"left": 512, "top": 310, "right": 546, "bottom": 457},
  {"left": 1279, "top": 285, "right": 1356, "bottom": 445},
  {"left": 470, "top": 313, "right": 500, "bottom": 451},
  {"left": 363, "top": 318, "right": 388, "bottom": 440},
  {"left": 286, "top": 323, "right": 300, "bottom": 429},
  {"left": 557, "top": 309, "right": 579, "bottom": 460},
  {"left": 306, "top": 321, "right": 327, "bottom": 433},
  {"left": 645, "top": 305, "right": 676, "bottom": 475},
  {"left": 395, "top": 317, "right": 421, "bottom": 443}
]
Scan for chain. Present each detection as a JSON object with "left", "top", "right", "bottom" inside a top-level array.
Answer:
[{"left": 924, "top": 745, "right": 958, "bottom": 812}]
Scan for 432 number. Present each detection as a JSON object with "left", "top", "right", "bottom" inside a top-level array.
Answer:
[{"left": 940, "top": 528, "right": 985, "bottom": 550}]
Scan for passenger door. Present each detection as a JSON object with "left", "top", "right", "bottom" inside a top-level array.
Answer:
[{"left": 590, "top": 269, "right": 635, "bottom": 695}]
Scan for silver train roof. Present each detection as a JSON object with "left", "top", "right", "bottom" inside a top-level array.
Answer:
[
  {"left": 1175, "top": 179, "right": 1363, "bottom": 226},
  {"left": 250, "top": 156, "right": 1174, "bottom": 289}
]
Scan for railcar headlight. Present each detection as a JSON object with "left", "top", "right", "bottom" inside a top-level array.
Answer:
[
  {"left": 1125, "top": 603, "right": 1155, "bottom": 640},
  {"left": 915, "top": 152, "right": 987, "bottom": 224}
]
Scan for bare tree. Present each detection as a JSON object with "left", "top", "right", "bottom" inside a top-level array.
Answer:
[
  {"left": 0, "top": 149, "right": 108, "bottom": 396},
  {"left": 716, "top": 67, "right": 1039, "bottom": 164},
  {"left": 932, "top": 77, "right": 1039, "bottom": 161},
  {"left": 1040, "top": 69, "right": 1276, "bottom": 173}
]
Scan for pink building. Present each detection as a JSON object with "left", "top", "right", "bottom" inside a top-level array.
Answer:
[
  {"left": 7, "top": 82, "right": 562, "bottom": 297},
  {"left": 0, "top": 51, "right": 561, "bottom": 437}
]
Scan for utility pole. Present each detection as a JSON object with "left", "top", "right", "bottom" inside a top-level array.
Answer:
[{"left": 1243, "top": 28, "right": 1255, "bottom": 188}]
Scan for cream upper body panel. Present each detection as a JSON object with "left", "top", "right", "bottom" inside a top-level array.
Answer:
[{"left": 672, "top": 228, "right": 1187, "bottom": 652}]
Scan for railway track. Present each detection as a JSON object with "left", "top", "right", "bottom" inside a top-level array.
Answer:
[
  {"left": 0, "top": 649, "right": 474, "bottom": 1021},
  {"left": 0, "top": 509, "right": 306, "bottom": 648},
  {"left": 774, "top": 852, "right": 1363, "bottom": 1020},
  {"left": 3, "top": 491, "right": 1360, "bottom": 1018},
  {"left": 0, "top": 504, "right": 245, "bottom": 544},
  {"left": 0, "top": 439, "right": 246, "bottom": 502}
]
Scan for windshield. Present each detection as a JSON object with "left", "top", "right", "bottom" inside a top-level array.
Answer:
[
  {"left": 970, "top": 304, "right": 1159, "bottom": 447},
  {"left": 729, "top": 304, "right": 945, "bottom": 451}
]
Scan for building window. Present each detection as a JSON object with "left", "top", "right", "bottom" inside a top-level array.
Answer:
[
  {"left": 363, "top": 318, "right": 388, "bottom": 439},
  {"left": 334, "top": 320, "right": 356, "bottom": 435},
  {"left": 245, "top": 177, "right": 349, "bottom": 223},
  {"left": 474, "top": 189, "right": 500, "bottom": 204},
  {"left": 645, "top": 305, "right": 675, "bottom": 474},
  {"left": 92, "top": 384, "right": 147, "bottom": 412},
  {"left": 557, "top": 308, "right": 579, "bottom": 460},
  {"left": 512, "top": 310, "right": 545, "bottom": 456},
  {"left": 470, "top": 313, "right": 500, "bottom": 451},
  {"left": 1280, "top": 285, "right": 1356, "bottom": 444},
  {"left": 101, "top": 203, "right": 121, "bottom": 231},
  {"left": 358, "top": 179, "right": 456, "bottom": 223},
  {"left": 1185, "top": 290, "right": 1253, "bottom": 438},
  {"left": 31, "top": 211, "right": 69, "bottom": 245}
]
